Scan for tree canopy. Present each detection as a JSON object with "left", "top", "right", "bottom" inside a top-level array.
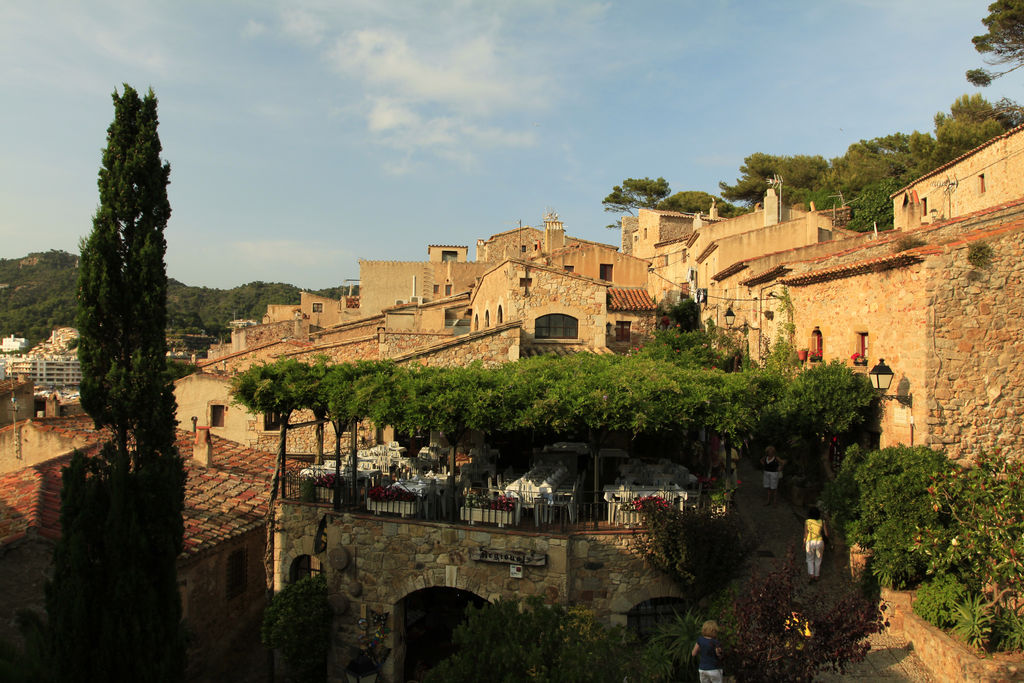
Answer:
[
  {"left": 48, "top": 84, "right": 186, "bottom": 682},
  {"left": 967, "top": 0, "right": 1024, "bottom": 86}
]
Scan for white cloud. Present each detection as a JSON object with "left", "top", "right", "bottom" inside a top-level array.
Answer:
[
  {"left": 281, "top": 8, "right": 327, "bottom": 45},
  {"left": 242, "top": 19, "right": 267, "bottom": 39}
]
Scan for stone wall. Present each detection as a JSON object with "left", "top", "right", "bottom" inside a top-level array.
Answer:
[
  {"left": 382, "top": 331, "right": 454, "bottom": 357},
  {"left": 542, "top": 244, "right": 650, "bottom": 288},
  {"left": 925, "top": 226, "right": 1024, "bottom": 461},
  {"left": 882, "top": 588, "right": 1024, "bottom": 682},
  {"left": 286, "top": 336, "right": 380, "bottom": 365},
  {"left": 180, "top": 527, "right": 268, "bottom": 681},
  {"left": 476, "top": 226, "right": 543, "bottom": 262},
  {"left": 313, "top": 317, "right": 384, "bottom": 345},
  {"left": 392, "top": 325, "right": 520, "bottom": 368},
  {"left": 234, "top": 319, "right": 306, "bottom": 352},
  {"left": 274, "top": 504, "right": 682, "bottom": 682}
]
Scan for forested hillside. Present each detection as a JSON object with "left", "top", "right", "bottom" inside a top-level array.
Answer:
[{"left": 0, "top": 250, "right": 353, "bottom": 345}]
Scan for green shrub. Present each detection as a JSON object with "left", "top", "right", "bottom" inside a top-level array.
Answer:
[
  {"left": 845, "top": 446, "right": 952, "bottom": 588},
  {"left": 913, "top": 574, "right": 966, "bottom": 629},
  {"left": 821, "top": 444, "right": 868, "bottom": 538},
  {"left": 952, "top": 593, "right": 994, "bottom": 650},
  {"left": 633, "top": 507, "right": 749, "bottom": 601},
  {"left": 994, "top": 608, "right": 1024, "bottom": 653},
  {"left": 642, "top": 608, "right": 705, "bottom": 683},
  {"left": 262, "top": 574, "right": 331, "bottom": 683}
]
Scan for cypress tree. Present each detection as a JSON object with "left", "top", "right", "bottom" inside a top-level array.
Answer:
[{"left": 46, "top": 84, "right": 186, "bottom": 681}]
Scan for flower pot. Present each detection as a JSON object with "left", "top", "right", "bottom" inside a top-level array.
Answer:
[
  {"left": 797, "top": 349, "right": 809, "bottom": 362},
  {"left": 367, "top": 499, "right": 418, "bottom": 518},
  {"left": 853, "top": 358, "right": 867, "bottom": 366},
  {"left": 611, "top": 507, "right": 644, "bottom": 526},
  {"left": 460, "top": 506, "right": 515, "bottom": 528}
]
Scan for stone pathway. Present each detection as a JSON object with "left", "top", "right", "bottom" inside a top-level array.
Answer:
[{"left": 730, "top": 456, "right": 933, "bottom": 682}]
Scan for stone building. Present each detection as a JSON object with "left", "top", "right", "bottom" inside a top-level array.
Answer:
[
  {"left": 893, "top": 122, "right": 1024, "bottom": 230},
  {"left": 0, "top": 419, "right": 274, "bottom": 681},
  {"left": 0, "top": 378, "right": 33, "bottom": 430}
]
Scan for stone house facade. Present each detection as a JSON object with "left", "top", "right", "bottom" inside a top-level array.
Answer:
[
  {"left": 0, "top": 379, "right": 34, "bottom": 429},
  {"left": 893, "top": 123, "right": 1024, "bottom": 230}
]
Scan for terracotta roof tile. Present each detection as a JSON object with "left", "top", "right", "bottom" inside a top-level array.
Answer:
[
  {"left": 0, "top": 418, "right": 274, "bottom": 560},
  {"left": 779, "top": 252, "right": 924, "bottom": 287},
  {"left": 711, "top": 261, "right": 749, "bottom": 282},
  {"left": 608, "top": 288, "right": 656, "bottom": 311},
  {"left": 740, "top": 264, "right": 792, "bottom": 287}
]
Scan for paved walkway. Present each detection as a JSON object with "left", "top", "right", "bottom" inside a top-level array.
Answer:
[{"left": 730, "top": 456, "right": 933, "bottom": 682}]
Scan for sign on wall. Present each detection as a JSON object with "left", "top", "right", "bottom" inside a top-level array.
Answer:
[{"left": 470, "top": 547, "right": 546, "bottom": 566}]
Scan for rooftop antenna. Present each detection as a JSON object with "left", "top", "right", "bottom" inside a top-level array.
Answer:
[{"left": 766, "top": 174, "right": 783, "bottom": 223}]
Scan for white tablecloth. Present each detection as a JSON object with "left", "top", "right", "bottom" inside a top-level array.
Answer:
[{"left": 505, "top": 464, "right": 568, "bottom": 502}]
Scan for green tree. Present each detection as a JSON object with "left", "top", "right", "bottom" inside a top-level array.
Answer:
[
  {"left": 601, "top": 176, "right": 671, "bottom": 216},
  {"left": 47, "top": 84, "right": 186, "bottom": 681},
  {"left": 261, "top": 575, "right": 330, "bottom": 683},
  {"left": 425, "top": 598, "right": 639, "bottom": 683},
  {"left": 657, "top": 190, "right": 744, "bottom": 218},
  {"left": 967, "top": 0, "right": 1024, "bottom": 86},
  {"left": 718, "top": 153, "right": 832, "bottom": 207}
]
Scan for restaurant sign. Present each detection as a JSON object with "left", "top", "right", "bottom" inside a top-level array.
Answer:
[{"left": 470, "top": 547, "right": 546, "bottom": 567}]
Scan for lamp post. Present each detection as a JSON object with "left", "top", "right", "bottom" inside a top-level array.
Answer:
[{"left": 867, "top": 359, "right": 894, "bottom": 391}]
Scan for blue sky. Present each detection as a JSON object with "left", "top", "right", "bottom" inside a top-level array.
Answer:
[{"left": 0, "top": 1, "right": 1008, "bottom": 289}]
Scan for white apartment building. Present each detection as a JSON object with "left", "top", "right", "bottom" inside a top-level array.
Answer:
[
  {"left": 4, "top": 355, "right": 82, "bottom": 388},
  {"left": 1, "top": 335, "right": 29, "bottom": 353}
]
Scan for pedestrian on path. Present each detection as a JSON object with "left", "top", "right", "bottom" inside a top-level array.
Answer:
[
  {"left": 760, "top": 445, "right": 785, "bottom": 505},
  {"left": 804, "top": 506, "right": 829, "bottom": 581},
  {"left": 692, "top": 620, "right": 724, "bottom": 683}
]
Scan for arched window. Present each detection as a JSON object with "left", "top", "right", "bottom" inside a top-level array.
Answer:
[
  {"left": 810, "top": 328, "right": 823, "bottom": 358},
  {"left": 535, "top": 314, "right": 578, "bottom": 339},
  {"left": 485, "top": 310, "right": 490, "bottom": 328},
  {"left": 474, "top": 314, "right": 479, "bottom": 331},
  {"left": 497, "top": 305, "right": 503, "bottom": 324},
  {"left": 289, "top": 554, "right": 321, "bottom": 583}
]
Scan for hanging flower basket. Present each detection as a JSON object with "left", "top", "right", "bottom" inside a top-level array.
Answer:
[{"left": 797, "top": 349, "right": 809, "bottom": 362}]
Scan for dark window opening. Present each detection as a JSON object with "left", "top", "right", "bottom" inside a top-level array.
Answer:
[
  {"left": 519, "top": 277, "right": 532, "bottom": 288},
  {"left": 497, "top": 306, "right": 503, "bottom": 323},
  {"left": 810, "top": 328, "right": 823, "bottom": 358},
  {"left": 627, "top": 597, "right": 688, "bottom": 639},
  {"left": 979, "top": 173, "right": 986, "bottom": 194},
  {"left": 445, "top": 284, "right": 452, "bottom": 296},
  {"left": 520, "top": 245, "right": 527, "bottom": 252},
  {"left": 615, "top": 321, "right": 631, "bottom": 342},
  {"left": 311, "top": 302, "right": 323, "bottom": 313},
  {"left": 535, "top": 314, "right": 578, "bottom": 339},
  {"left": 433, "top": 284, "right": 440, "bottom": 294},
  {"left": 226, "top": 548, "right": 247, "bottom": 600},
  {"left": 484, "top": 311, "right": 490, "bottom": 327},
  {"left": 563, "top": 265, "right": 574, "bottom": 273},
  {"left": 210, "top": 404, "right": 226, "bottom": 428},
  {"left": 599, "top": 263, "right": 613, "bottom": 281},
  {"left": 263, "top": 411, "right": 286, "bottom": 431},
  {"left": 289, "top": 554, "right": 321, "bottom": 583},
  {"left": 441, "top": 250, "right": 458, "bottom": 262}
]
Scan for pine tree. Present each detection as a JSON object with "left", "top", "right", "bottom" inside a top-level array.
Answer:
[{"left": 46, "top": 84, "right": 186, "bottom": 682}]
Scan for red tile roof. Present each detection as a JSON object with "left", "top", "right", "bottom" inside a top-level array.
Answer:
[
  {"left": 695, "top": 242, "right": 718, "bottom": 264},
  {"left": 779, "top": 252, "right": 924, "bottom": 287},
  {"left": 740, "top": 264, "right": 792, "bottom": 287},
  {"left": 0, "top": 419, "right": 274, "bottom": 560},
  {"left": 711, "top": 261, "right": 749, "bottom": 282},
  {"left": 608, "top": 288, "right": 656, "bottom": 311}
]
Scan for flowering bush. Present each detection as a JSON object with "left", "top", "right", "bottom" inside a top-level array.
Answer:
[
  {"left": 313, "top": 473, "right": 337, "bottom": 488},
  {"left": 808, "top": 351, "right": 823, "bottom": 362},
  {"left": 631, "top": 495, "right": 671, "bottom": 512},
  {"left": 465, "top": 492, "right": 516, "bottom": 511},
  {"left": 368, "top": 484, "right": 416, "bottom": 503}
]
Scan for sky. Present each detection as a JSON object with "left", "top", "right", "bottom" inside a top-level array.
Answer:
[{"left": 0, "top": 1, "right": 1009, "bottom": 290}]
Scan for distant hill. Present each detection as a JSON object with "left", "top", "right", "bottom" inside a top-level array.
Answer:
[{"left": 0, "top": 250, "right": 355, "bottom": 346}]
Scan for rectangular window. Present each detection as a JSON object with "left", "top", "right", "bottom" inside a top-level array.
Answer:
[
  {"left": 979, "top": 173, "right": 986, "bottom": 193},
  {"left": 444, "top": 284, "right": 452, "bottom": 296},
  {"left": 311, "top": 302, "right": 323, "bottom": 313},
  {"left": 615, "top": 321, "right": 631, "bottom": 342},
  {"left": 922, "top": 197, "right": 928, "bottom": 216},
  {"left": 563, "top": 265, "right": 574, "bottom": 273},
  {"left": 520, "top": 245, "right": 527, "bottom": 253},
  {"left": 226, "top": 548, "right": 247, "bottom": 600},
  {"left": 210, "top": 404, "right": 225, "bottom": 428},
  {"left": 263, "top": 411, "right": 285, "bottom": 431},
  {"left": 433, "top": 284, "right": 440, "bottom": 294},
  {"left": 858, "top": 332, "right": 868, "bottom": 357},
  {"left": 519, "top": 277, "right": 532, "bottom": 288},
  {"left": 599, "top": 264, "right": 613, "bottom": 281},
  {"left": 441, "top": 250, "right": 458, "bottom": 262}
]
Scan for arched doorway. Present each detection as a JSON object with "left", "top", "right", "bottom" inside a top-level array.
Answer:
[
  {"left": 401, "top": 587, "right": 487, "bottom": 681},
  {"left": 626, "top": 596, "right": 689, "bottom": 639}
]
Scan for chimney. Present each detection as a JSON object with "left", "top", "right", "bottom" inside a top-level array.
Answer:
[
  {"left": 763, "top": 188, "right": 779, "bottom": 227},
  {"left": 709, "top": 198, "right": 719, "bottom": 220},
  {"left": 193, "top": 426, "right": 213, "bottom": 467},
  {"left": 543, "top": 212, "right": 566, "bottom": 253}
]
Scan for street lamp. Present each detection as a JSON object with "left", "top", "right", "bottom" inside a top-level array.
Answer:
[
  {"left": 723, "top": 307, "right": 736, "bottom": 327},
  {"left": 867, "top": 359, "right": 894, "bottom": 391},
  {"left": 345, "top": 653, "right": 380, "bottom": 683}
]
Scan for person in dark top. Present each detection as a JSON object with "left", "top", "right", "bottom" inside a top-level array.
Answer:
[
  {"left": 760, "top": 445, "right": 785, "bottom": 505},
  {"left": 691, "top": 619, "right": 724, "bottom": 683}
]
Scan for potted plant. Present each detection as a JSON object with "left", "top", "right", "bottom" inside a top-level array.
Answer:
[
  {"left": 460, "top": 492, "right": 517, "bottom": 527},
  {"left": 808, "top": 351, "right": 823, "bottom": 363},
  {"left": 797, "top": 348, "right": 809, "bottom": 362},
  {"left": 366, "top": 484, "right": 418, "bottom": 517},
  {"left": 615, "top": 495, "right": 670, "bottom": 526},
  {"left": 850, "top": 352, "right": 868, "bottom": 366}
]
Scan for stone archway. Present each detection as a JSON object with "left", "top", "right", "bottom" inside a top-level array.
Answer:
[
  {"left": 625, "top": 596, "right": 689, "bottom": 638},
  {"left": 395, "top": 586, "right": 488, "bottom": 681}
]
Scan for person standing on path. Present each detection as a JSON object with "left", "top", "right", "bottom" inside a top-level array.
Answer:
[
  {"left": 692, "top": 620, "right": 724, "bottom": 683},
  {"left": 804, "top": 506, "right": 829, "bottom": 581},
  {"left": 760, "top": 445, "right": 785, "bottom": 505}
]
